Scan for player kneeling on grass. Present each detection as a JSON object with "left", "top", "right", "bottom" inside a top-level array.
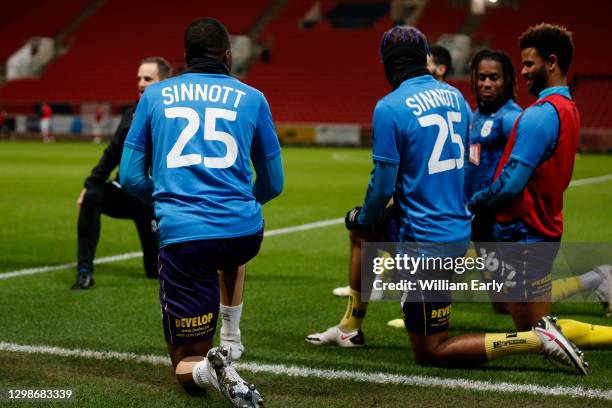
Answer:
[
  {"left": 468, "top": 24, "right": 612, "bottom": 349},
  {"left": 385, "top": 47, "right": 612, "bottom": 343},
  {"left": 462, "top": 47, "right": 611, "bottom": 321},
  {"left": 120, "top": 18, "right": 283, "bottom": 407},
  {"left": 306, "top": 25, "right": 589, "bottom": 375}
]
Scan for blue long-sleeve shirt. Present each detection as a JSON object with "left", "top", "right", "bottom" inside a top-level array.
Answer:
[
  {"left": 469, "top": 86, "right": 570, "bottom": 212},
  {"left": 120, "top": 72, "right": 283, "bottom": 246},
  {"left": 120, "top": 147, "right": 284, "bottom": 207},
  {"left": 357, "top": 160, "right": 398, "bottom": 226}
]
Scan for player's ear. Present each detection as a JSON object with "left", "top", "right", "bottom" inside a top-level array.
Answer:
[
  {"left": 439, "top": 65, "right": 448, "bottom": 78},
  {"left": 547, "top": 54, "right": 558, "bottom": 72},
  {"left": 224, "top": 49, "right": 232, "bottom": 71}
]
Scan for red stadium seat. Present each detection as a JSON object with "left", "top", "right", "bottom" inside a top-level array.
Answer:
[
  {"left": 1, "top": 0, "right": 609, "bottom": 132},
  {"left": 0, "top": 0, "right": 272, "bottom": 108},
  {"left": 0, "top": 0, "right": 90, "bottom": 61}
]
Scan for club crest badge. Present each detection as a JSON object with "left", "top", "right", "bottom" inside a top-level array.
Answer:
[{"left": 481, "top": 120, "right": 494, "bottom": 137}]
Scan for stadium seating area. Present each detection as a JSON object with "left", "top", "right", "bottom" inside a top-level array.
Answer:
[
  {"left": 473, "top": 0, "right": 612, "bottom": 121},
  {"left": 574, "top": 78, "right": 612, "bottom": 129},
  {"left": 246, "top": 0, "right": 392, "bottom": 124},
  {"left": 415, "top": 0, "right": 468, "bottom": 44},
  {"left": 0, "top": 0, "right": 272, "bottom": 111},
  {"left": 245, "top": 0, "right": 471, "bottom": 124},
  {"left": 0, "top": 0, "right": 90, "bottom": 61},
  {"left": 0, "top": 0, "right": 611, "bottom": 131}
]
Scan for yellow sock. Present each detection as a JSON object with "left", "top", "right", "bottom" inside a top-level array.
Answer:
[
  {"left": 552, "top": 276, "right": 583, "bottom": 302},
  {"left": 339, "top": 288, "right": 368, "bottom": 332},
  {"left": 557, "top": 319, "right": 612, "bottom": 349},
  {"left": 378, "top": 250, "right": 393, "bottom": 277},
  {"left": 465, "top": 246, "right": 477, "bottom": 260},
  {"left": 484, "top": 331, "right": 542, "bottom": 361}
]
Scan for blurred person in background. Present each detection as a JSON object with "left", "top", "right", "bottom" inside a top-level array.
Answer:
[
  {"left": 71, "top": 57, "right": 172, "bottom": 289},
  {"left": 92, "top": 104, "right": 106, "bottom": 144},
  {"left": 427, "top": 44, "right": 453, "bottom": 81},
  {"left": 0, "top": 108, "right": 6, "bottom": 138},
  {"left": 40, "top": 101, "right": 53, "bottom": 143}
]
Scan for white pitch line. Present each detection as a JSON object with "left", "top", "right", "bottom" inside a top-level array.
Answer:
[
  {"left": 0, "top": 252, "right": 143, "bottom": 280},
  {"left": 330, "top": 152, "right": 371, "bottom": 163},
  {"left": 0, "top": 341, "right": 609, "bottom": 401},
  {"left": 1, "top": 172, "right": 610, "bottom": 281},
  {"left": 0, "top": 219, "right": 344, "bottom": 280},
  {"left": 264, "top": 217, "right": 343, "bottom": 236},
  {"left": 569, "top": 173, "right": 612, "bottom": 187},
  {"left": 0, "top": 342, "right": 170, "bottom": 366}
]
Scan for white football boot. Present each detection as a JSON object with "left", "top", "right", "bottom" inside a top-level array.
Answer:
[
  {"left": 305, "top": 325, "right": 365, "bottom": 347},
  {"left": 206, "top": 347, "right": 264, "bottom": 407},
  {"left": 386, "top": 318, "right": 405, "bottom": 329},
  {"left": 534, "top": 316, "right": 589, "bottom": 376},
  {"left": 333, "top": 285, "right": 383, "bottom": 300},
  {"left": 332, "top": 285, "right": 350, "bottom": 297},
  {"left": 592, "top": 264, "right": 612, "bottom": 317}
]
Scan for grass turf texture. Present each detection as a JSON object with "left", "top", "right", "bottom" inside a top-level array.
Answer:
[{"left": 0, "top": 142, "right": 611, "bottom": 407}]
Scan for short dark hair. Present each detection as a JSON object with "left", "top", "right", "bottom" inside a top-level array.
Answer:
[
  {"left": 140, "top": 56, "right": 173, "bottom": 79},
  {"left": 519, "top": 23, "right": 573, "bottom": 75},
  {"left": 470, "top": 49, "right": 517, "bottom": 101},
  {"left": 184, "top": 17, "right": 230, "bottom": 61},
  {"left": 430, "top": 45, "right": 452, "bottom": 78}
]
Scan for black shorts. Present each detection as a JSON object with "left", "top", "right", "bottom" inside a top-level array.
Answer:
[
  {"left": 402, "top": 300, "right": 452, "bottom": 336},
  {"left": 158, "top": 229, "right": 263, "bottom": 345},
  {"left": 495, "top": 242, "right": 558, "bottom": 301},
  {"left": 471, "top": 212, "right": 495, "bottom": 242},
  {"left": 400, "top": 242, "right": 468, "bottom": 336},
  {"left": 474, "top": 242, "right": 506, "bottom": 302}
]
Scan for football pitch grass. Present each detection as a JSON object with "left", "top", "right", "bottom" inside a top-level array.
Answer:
[{"left": 0, "top": 141, "right": 610, "bottom": 407}]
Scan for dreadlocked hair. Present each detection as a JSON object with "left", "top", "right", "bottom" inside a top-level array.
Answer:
[{"left": 470, "top": 49, "right": 517, "bottom": 102}]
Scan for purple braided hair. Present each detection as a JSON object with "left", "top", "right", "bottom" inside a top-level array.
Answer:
[{"left": 379, "top": 25, "right": 430, "bottom": 59}]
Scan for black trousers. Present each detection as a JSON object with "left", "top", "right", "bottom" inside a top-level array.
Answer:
[{"left": 77, "top": 182, "right": 158, "bottom": 278}]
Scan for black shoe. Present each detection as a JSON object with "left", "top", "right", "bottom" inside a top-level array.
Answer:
[{"left": 71, "top": 273, "right": 95, "bottom": 289}]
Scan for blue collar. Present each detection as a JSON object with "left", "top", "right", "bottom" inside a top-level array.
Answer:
[
  {"left": 398, "top": 74, "right": 434, "bottom": 87},
  {"left": 538, "top": 86, "right": 571, "bottom": 100}
]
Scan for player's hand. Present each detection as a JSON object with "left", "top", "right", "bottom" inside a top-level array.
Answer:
[
  {"left": 76, "top": 188, "right": 87, "bottom": 208},
  {"left": 345, "top": 206, "right": 366, "bottom": 230},
  {"left": 467, "top": 197, "right": 481, "bottom": 214}
]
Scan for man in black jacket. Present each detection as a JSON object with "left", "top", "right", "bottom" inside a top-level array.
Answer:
[{"left": 72, "top": 57, "right": 172, "bottom": 289}]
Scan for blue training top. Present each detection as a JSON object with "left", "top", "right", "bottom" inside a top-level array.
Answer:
[
  {"left": 509, "top": 86, "right": 570, "bottom": 170},
  {"left": 123, "top": 73, "right": 281, "bottom": 247},
  {"left": 464, "top": 99, "right": 522, "bottom": 201},
  {"left": 367, "top": 75, "right": 472, "bottom": 242},
  {"left": 491, "top": 86, "right": 571, "bottom": 242}
]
